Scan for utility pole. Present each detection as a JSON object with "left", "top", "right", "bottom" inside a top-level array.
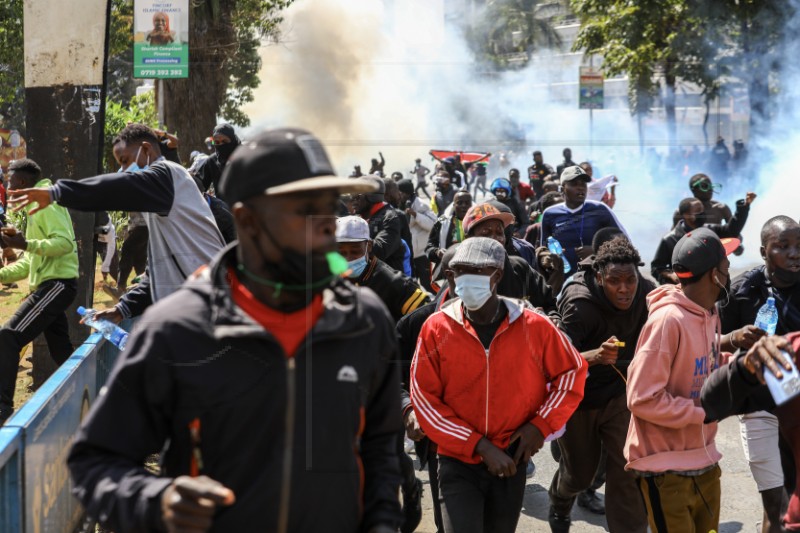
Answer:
[{"left": 23, "top": 0, "right": 111, "bottom": 386}]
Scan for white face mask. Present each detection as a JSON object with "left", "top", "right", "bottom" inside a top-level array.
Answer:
[
  {"left": 119, "top": 146, "right": 149, "bottom": 173},
  {"left": 455, "top": 273, "right": 494, "bottom": 310}
]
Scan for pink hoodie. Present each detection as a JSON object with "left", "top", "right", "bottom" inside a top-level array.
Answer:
[{"left": 624, "top": 284, "right": 725, "bottom": 473}]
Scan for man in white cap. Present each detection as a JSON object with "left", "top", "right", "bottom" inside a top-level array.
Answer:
[
  {"left": 336, "top": 215, "right": 429, "bottom": 322},
  {"left": 411, "top": 236, "right": 587, "bottom": 533}
]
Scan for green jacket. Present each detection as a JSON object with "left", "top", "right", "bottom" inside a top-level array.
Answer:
[{"left": 0, "top": 179, "right": 78, "bottom": 289}]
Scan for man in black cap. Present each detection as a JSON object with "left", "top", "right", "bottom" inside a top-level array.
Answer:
[
  {"left": 625, "top": 227, "right": 754, "bottom": 533},
  {"left": 353, "top": 175, "right": 407, "bottom": 273},
  {"left": 67, "top": 128, "right": 404, "bottom": 533},
  {"left": 196, "top": 122, "right": 241, "bottom": 194}
]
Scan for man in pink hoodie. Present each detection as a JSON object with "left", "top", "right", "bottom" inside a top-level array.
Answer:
[{"left": 625, "top": 227, "right": 746, "bottom": 533}]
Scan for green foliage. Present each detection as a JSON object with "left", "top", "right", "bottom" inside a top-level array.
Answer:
[
  {"left": 0, "top": 0, "right": 24, "bottom": 128},
  {"left": 103, "top": 91, "right": 159, "bottom": 172},
  {"left": 468, "top": 0, "right": 564, "bottom": 69},
  {"left": 6, "top": 207, "right": 26, "bottom": 236}
]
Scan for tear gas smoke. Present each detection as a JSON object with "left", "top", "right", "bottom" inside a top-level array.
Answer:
[{"left": 243, "top": 0, "right": 789, "bottom": 273}]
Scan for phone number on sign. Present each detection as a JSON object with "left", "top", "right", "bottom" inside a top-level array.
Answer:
[{"left": 138, "top": 69, "right": 184, "bottom": 76}]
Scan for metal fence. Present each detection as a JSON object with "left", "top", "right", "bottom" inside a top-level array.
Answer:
[{"left": 0, "top": 324, "right": 127, "bottom": 533}]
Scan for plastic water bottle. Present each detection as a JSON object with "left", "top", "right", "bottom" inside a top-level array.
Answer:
[
  {"left": 547, "top": 236, "right": 571, "bottom": 273},
  {"left": 77, "top": 306, "right": 129, "bottom": 350},
  {"left": 754, "top": 297, "right": 779, "bottom": 335}
]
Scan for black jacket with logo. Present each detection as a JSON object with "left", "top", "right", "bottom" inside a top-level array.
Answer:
[
  {"left": 68, "top": 244, "right": 403, "bottom": 533},
  {"left": 354, "top": 257, "right": 429, "bottom": 322}
]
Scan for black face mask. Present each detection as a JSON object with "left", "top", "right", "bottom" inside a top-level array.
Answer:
[
  {"left": 716, "top": 273, "right": 731, "bottom": 305},
  {"left": 238, "top": 212, "right": 347, "bottom": 298},
  {"left": 771, "top": 266, "right": 800, "bottom": 286},
  {"left": 215, "top": 143, "right": 238, "bottom": 164}
]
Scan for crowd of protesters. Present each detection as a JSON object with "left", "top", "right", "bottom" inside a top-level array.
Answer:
[{"left": 0, "top": 123, "right": 797, "bottom": 533}]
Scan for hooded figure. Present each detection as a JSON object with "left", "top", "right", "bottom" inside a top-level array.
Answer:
[{"left": 196, "top": 123, "right": 242, "bottom": 195}]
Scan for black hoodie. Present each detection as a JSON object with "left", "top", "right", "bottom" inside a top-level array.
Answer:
[
  {"left": 68, "top": 244, "right": 402, "bottom": 533},
  {"left": 558, "top": 269, "right": 656, "bottom": 409}
]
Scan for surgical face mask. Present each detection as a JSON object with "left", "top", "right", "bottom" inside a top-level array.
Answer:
[
  {"left": 455, "top": 273, "right": 494, "bottom": 311},
  {"left": 119, "top": 146, "right": 150, "bottom": 173},
  {"left": 347, "top": 254, "right": 368, "bottom": 278}
]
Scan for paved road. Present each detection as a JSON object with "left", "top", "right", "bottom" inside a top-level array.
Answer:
[{"left": 410, "top": 417, "right": 762, "bottom": 532}]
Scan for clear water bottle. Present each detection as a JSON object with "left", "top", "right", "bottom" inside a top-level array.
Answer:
[
  {"left": 754, "top": 297, "right": 779, "bottom": 336},
  {"left": 547, "top": 236, "right": 571, "bottom": 273},
  {"left": 77, "top": 306, "right": 129, "bottom": 350}
]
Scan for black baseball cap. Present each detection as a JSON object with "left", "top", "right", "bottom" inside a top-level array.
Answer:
[
  {"left": 217, "top": 127, "right": 377, "bottom": 204},
  {"left": 672, "top": 227, "right": 741, "bottom": 280}
]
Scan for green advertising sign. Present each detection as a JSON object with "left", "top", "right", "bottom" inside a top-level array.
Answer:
[{"left": 133, "top": 0, "right": 189, "bottom": 79}]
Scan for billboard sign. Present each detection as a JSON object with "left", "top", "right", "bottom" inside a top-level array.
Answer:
[
  {"left": 579, "top": 67, "right": 604, "bottom": 110},
  {"left": 133, "top": 0, "right": 190, "bottom": 78}
]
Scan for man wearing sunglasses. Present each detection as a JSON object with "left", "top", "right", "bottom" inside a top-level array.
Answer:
[
  {"left": 672, "top": 173, "right": 733, "bottom": 227},
  {"left": 652, "top": 191, "right": 756, "bottom": 285}
]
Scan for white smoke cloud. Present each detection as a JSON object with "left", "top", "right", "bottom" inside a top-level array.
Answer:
[{"left": 242, "top": 0, "right": 782, "bottom": 270}]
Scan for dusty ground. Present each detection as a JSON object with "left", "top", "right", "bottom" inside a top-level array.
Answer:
[
  {"left": 0, "top": 264, "right": 117, "bottom": 408},
  {"left": 409, "top": 416, "right": 763, "bottom": 532}
]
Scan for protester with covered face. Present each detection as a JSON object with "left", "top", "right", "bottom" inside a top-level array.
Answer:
[
  {"left": 196, "top": 123, "right": 242, "bottom": 194},
  {"left": 547, "top": 236, "right": 654, "bottom": 533},
  {"left": 432, "top": 170, "right": 457, "bottom": 215},
  {"left": 9, "top": 124, "right": 225, "bottom": 323},
  {"left": 352, "top": 175, "right": 407, "bottom": 273},
  {"left": 463, "top": 203, "right": 560, "bottom": 323},
  {"left": 540, "top": 166, "right": 627, "bottom": 276},
  {"left": 719, "top": 215, "right": 800, "bottom": 533},
  {"left": 490, "top": 177, "right": 527, "bottom": 237},
  {"left": 625, "top": 228, "right": 750, "bottom": 533},
  {"left": 336, "top": 215, "right": 429, "bottom": 322},
  {"left": 652, "top": 192, "right": 755, "bottom": 285},
  {"left": 411, "top": 236, "right": 587, "bottom": 533},
  {"left": 0, "top": 158, "right": 78, "bottom": 424},
  {"left": 68, "top": 128, "right": 404, "bottom": 533},
  {"left": 672, "top": 173, "right": 733, "bottom": 227},
  {"left": 426, "top": 190, "right": 472, "bottom": 265}
]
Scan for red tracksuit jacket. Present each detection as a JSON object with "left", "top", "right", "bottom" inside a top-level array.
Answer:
[{"left": 411, "top": 296, "right": 587, "bottom": 464}]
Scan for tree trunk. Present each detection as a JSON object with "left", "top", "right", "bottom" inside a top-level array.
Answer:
[
  {"left": 663, "top": 70, "right": 677, "bottom": 149},
  {"left": 162, "top": 1, "right": 237, "bottom": 163}
]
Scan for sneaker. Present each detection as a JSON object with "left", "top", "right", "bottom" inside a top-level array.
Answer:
[
  {"left": 548, "top": 507, "right": 571, "bottom": 533},
  {"left": 577, "top": 489, "right": 606, "bottom": 515},
  {"left": 526, "top": 459, "right": 536, "bottom": 479},
  {"left": 401, "top": 478, "right": 423, "bottom": 533}
]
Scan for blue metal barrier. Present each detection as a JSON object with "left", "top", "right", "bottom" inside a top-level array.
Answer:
[{"left": 0, "top": 324, "right": 128, "bottom": 533}]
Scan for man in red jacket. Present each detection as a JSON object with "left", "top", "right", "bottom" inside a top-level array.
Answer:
[{"left": 411, "top": 236, "right": 587, "bottom": 533}]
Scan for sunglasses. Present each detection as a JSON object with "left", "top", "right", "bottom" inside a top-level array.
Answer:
[{"left": 690, "top": 180, "right": 722, "bottom": 193}]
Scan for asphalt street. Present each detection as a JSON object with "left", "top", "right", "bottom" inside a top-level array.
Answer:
[{"left": 410, "top": 417, "right": 763, "bottom": 532}]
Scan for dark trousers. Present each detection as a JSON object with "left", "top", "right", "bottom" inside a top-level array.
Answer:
[
  {"left": 117, "top": 226, "right": 148, "bottom": 286},
  {"left": 0, "top": 279, "right": 77, "bottom": 409},
  {"left": 398, "top": 431, "right": 417, "bottom": 493},
  {"left": 414, "top": 256, "right": 432, "bottom": 293},
  {"left": 416, "top": 181, "right": 431, "bottom": 199},
  {"left": 426, "top": 443, "right": 444, "bottom": 533},
  {"left": 438, "top": 455, "right": 526, "bottom": 533},
  {"left": 549, "top": 393, "right": 647, "bottom": 532}
]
